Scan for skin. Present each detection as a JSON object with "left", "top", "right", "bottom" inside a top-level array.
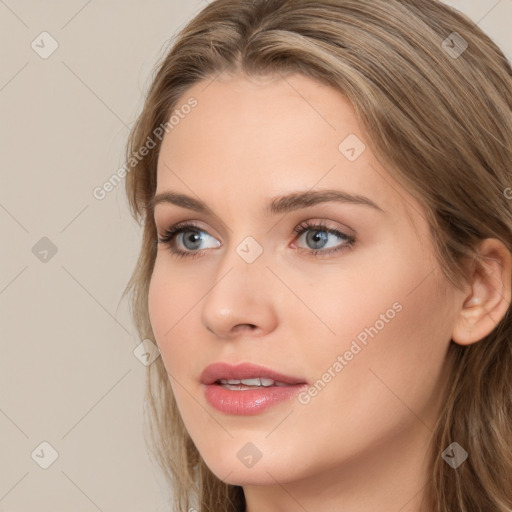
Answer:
[{"left": 148, "top": 72, "right": 512, "bottom": 512}]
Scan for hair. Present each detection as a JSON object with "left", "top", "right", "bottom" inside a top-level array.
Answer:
[{"left": 122, "top": 1, "right": 512, "bottom": 510}]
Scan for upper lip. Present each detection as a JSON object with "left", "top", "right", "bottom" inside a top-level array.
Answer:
[{"left": 200, "top": 362, "right": 307, "bottom": 385}]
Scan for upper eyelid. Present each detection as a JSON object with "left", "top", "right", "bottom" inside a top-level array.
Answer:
[
  {"left": 161, "top": 219, "right": 349, "bottom": 233},
  {"left": 163, "top": 220, "right": 218, "bottom": 238}
]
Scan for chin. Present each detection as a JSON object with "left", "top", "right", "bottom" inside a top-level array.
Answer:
[
  {"left": 198, "top": 443, "right": 305, "bottom": 487},
  {"left": 209, "top": 464, "right": 285, "bottom": 486}
]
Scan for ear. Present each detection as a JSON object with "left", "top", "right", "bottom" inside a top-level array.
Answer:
[{"left": 452, "top": 238, "right": 512, "bottom": 346}]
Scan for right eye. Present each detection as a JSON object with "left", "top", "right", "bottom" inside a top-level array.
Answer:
[{"left": 158, "top": 222, "right": 221, "bottom": 258}]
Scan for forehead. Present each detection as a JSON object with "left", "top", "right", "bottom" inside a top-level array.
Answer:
[{"left": 156, "top": 72, "right": 423, "bottom": 230}]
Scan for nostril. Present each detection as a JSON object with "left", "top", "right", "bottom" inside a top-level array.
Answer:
[{"left": 233, "top": 323, "right": 257, "bottom": 332}]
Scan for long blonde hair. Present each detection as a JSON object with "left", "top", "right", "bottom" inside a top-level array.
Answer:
[{"left": 122, "top": 1, "right": 512, "bottom": 510}]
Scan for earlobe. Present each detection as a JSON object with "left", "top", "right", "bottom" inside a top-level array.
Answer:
[{"left": 451, "top": 238, "right": 512, "bottom": 346}]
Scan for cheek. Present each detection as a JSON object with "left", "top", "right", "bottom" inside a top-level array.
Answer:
[
  {"left": 266, "top": 264, "right": 453, "bottom": 478},
  {"left": 297, "top": 240, "right": 448, "bottom": 360},
  {"left": 299, "top": 258, "right": 453, "bottom": 432},
  {"left": 147, "top": 255, "right": 225, "bottom": 396},
  {"left": 147, "top": 260, "right": 197, "bottom": 370}
]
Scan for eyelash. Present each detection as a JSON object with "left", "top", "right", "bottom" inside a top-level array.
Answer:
[{"left": 157, "top": 220, "right": 356, "bottom": 260}]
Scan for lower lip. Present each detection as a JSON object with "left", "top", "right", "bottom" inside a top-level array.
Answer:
[{"left": 203, "top": 383, "right": 307, "bottom": 415}]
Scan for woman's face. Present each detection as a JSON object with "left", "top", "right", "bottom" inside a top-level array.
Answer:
[{"left": 148, "top": 72, "right": 462, "bottom": 491}]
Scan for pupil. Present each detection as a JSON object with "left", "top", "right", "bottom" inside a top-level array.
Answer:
[
  {"left": 307, "top": 230, "right": 327, "bottom": 249},
  {"left": 184, "top": 231, "right": 202, "bottom": 249}
]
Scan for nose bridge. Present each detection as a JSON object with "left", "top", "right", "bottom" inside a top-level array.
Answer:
[
  {"left": 216, "top": 232, "right": 268, "bottom": 288},
  {"left": 200, "top": 233, "right": 277, "bottom": 337}
]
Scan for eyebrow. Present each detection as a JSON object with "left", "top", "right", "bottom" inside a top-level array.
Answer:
[{"left": 150, "top": 189, "right": 384, "bottom": 216}]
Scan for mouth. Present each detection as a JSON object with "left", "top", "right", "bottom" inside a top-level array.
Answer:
[{"left": 200, "top": 362, "right": 308, "bottom": 415}]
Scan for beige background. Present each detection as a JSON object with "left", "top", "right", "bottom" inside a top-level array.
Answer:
[{"left": 0, "top": 1, "right": 510, "bottom": 511}]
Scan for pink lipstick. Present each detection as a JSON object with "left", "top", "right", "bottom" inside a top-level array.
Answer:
[{"left": 200, "top": 362, "right": 307, "bottom": 415}]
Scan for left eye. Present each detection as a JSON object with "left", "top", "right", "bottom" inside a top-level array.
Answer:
[
  {"left": 296, "top": 228, "right": 345, "bottom": 250},
  {"left": 292, "top": 223, "right": 354, "bottom": 254}
]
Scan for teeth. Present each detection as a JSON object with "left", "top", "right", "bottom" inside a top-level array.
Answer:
[
  {"left": 241, "top": 378, "right": 264, "bottom": 386},
  {"left": 218, "top": 378, "right": 289, "bottom": 387}
]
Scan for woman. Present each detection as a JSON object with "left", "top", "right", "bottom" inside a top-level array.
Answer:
[{"left": 123, "top": 1, "right": 512, "bottom": 510}]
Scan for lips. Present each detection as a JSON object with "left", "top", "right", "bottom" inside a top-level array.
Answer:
[
  {"left": 200, "top": 362, "right": 308, "bottom": 415},
  {"left": 200, "top": 362, "right": 307, "bottom": 386}
]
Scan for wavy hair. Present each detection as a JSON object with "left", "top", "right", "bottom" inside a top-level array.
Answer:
[{"left": 122, "top": 1, "right": 512, "bottom": 510}]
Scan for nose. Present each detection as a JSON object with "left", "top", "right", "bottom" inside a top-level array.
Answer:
[{"left": 200, "top": 242, "right": 279, "bottom": 339}]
